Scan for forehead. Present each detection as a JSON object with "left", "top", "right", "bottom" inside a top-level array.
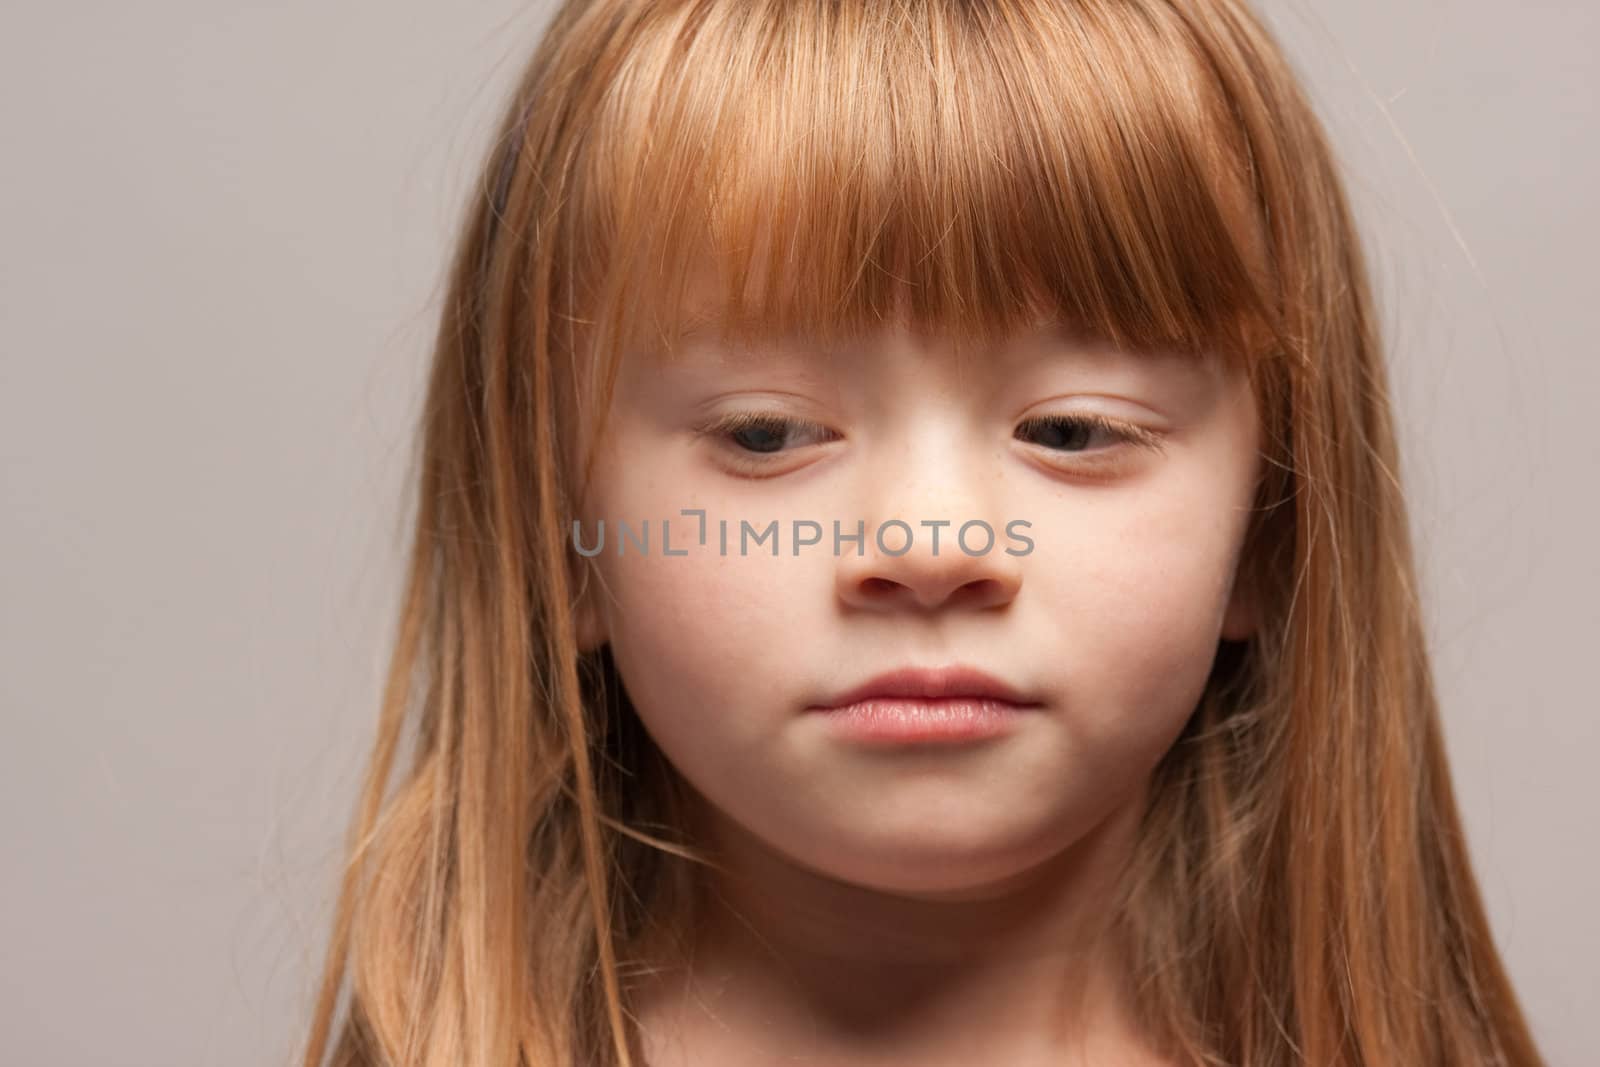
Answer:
[
  {"left": 589, "top": 253, "right": 1242, "bottom": 405},
  {"left": 650, "top": 308, "right": 1207, "bottom": 376},
  {"left": 653, "top": 281, "right": 1107, "bottom": 356}
]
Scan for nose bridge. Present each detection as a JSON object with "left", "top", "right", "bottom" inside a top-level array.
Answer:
[
  {"left": 873, "top": 421, "right": 989, "bottom": 537},
  {"left": 834, "top": 417, "right": 1021, "bottom": 612}
]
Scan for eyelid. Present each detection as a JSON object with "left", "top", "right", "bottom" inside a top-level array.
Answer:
[
  {"left": 692, "top": 410, "right": 839, "bottom": 475},
  {"left": 690, "top": 410, "right": 838, "bottom": 451},
  {"left": 692, "top": 408, "right": 1168, "bottom": 480},
  {"left": 691, "top": 409, "right": 830, "bottom": 439},
  {"left": 1011, "top": 411, "right": 1169, "bottom": 484},
  {"left": 695, "top": 410, "right": 1156, "bottom": 444},
  {"left": 1013, "top": 411, "right": 1167, "bottom": 453}
]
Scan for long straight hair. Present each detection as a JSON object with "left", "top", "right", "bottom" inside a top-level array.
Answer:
[{"left": 297, "top": 2, "right": 1545, "bottom": 1064}]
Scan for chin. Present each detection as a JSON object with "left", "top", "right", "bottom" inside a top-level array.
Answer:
[{"left": 783, "top": 817, "right": 1097, "bottom": 898}]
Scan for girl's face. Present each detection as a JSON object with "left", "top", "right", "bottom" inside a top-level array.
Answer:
[{"left": 571, "top": 306, "right": 1261, "bottom": 896}]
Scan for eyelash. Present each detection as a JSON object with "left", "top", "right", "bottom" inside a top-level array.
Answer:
[
  {"left": 692, "top": 412, "right": 839, "bottom": 473},
  {"left": 1014, "top": 413, "right": 1168, "bottom": 463},
  {"left": 694, "top": 411, "right": 1166, "bottom": 475}
]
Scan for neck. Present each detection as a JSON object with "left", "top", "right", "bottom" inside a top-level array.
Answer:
[{"left": 633, "top": 784, "right": 1165, "bottom": 1066}]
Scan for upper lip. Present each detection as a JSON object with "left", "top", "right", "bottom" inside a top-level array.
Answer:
[{"left": 813, "top": 665, "right": 1038, "bottom": 710}]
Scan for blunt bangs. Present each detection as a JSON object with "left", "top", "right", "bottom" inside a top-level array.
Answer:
[{"left": 560, "top": 0, "right": 1277, "bottom": 373}]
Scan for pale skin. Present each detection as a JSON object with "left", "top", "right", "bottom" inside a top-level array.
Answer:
[{"left": 569, "top": 298, "right": 1262, "bottom": 1066}]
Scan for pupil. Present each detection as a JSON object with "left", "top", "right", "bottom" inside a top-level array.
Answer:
[
  {"left": 1038, "top": 419, "right": 1089, "bottom": 450},
  {"left": 734, "top": 424, "right": 786, "bottom": 453}
]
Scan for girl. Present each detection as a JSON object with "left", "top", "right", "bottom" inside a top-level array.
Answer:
[{"left": 298, "top": 1, "right": 1546, "bottom": 1064}]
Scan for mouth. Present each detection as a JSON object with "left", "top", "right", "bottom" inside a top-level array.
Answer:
[
  {"left": 810, "top": 663, "right": 1040, "bottom": 710},
  {"left": 807, "top": 664, "right": 1043, "bottom": 746}
]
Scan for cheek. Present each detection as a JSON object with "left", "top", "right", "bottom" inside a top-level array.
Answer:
[
  {"left": 583, "top": 425, "right": 835, "bottom": 751},
  {"left": 596, "top": 541, "right": 823, "bottom": 758},
  {"left": 1036, "top": 494, "right": 1244, "bottom": 754}
]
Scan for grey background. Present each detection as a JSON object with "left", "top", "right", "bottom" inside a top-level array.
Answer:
[{"left": 1, "top": 2, "right": 1592, "bottom": 1064}]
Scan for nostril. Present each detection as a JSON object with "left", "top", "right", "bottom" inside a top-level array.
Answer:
[
  {"left": 957, "top": 578, "right": 999, "bottom": 602},
  {"left": 857, "top": 576, "right": 998, "bottom": 608},
  {"left": 947, "top": 578, "right": 1010, "bottom": 609}
]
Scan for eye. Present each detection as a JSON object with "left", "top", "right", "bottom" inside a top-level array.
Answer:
[
  {"left": 694, "top": 411, "right": 839, "bottom": 473},
  {"left": 1014, "top": 413, "right": 1166, "bottom": 467}
]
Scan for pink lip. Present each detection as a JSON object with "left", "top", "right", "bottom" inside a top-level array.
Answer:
[
  {"left": 807, "top": 666, "right": 1042, "bottom": 746},
  {"left": 810, "top": 664, "right": 1038, "bottom": 710},
  {"left": 813, "top": 698, "right": 1033, "bottom": 745}
]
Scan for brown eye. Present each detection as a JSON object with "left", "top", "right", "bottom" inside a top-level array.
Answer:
[
  {"left": 695, "top": 411, "right": 839, "bottom": 473},
  {"left": 725, "top": 415, "right": 801, "bottom": 454},
  {"left": 1014, "top": 413, "right": 1167, "bottom": 474},
  {"left": 1015, "top": 413, "right": 1130, "bottom": 452}
]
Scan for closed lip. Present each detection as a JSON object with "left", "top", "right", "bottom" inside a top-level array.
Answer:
[{"left": 810, "top": 664, "right": 1039, "bottom": 710}]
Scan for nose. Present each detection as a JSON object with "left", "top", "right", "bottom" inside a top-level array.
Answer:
[
  {"left": 834, "top": 512, "right": 1024, "bottom": 614},
  {"left": 828, "top": 340, "right": 1025, "bottom": 614}
]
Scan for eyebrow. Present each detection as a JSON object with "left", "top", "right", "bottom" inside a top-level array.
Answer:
[
  {"left": 676, "top": 313, "right": 1091, "bottom": 344},
  {"left": 674, "top": 312, "right": 718, "bottom": 339},
  {"left": 661, "top": 318, "right": 824, "bottom": 364},
  {"left": 661, "top": 311, "right": 1186, "bottom": 370}
]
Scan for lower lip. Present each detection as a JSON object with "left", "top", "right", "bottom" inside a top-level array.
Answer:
[{"left": 812, "top": 698, "right": 1034, "bottom": 745}]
